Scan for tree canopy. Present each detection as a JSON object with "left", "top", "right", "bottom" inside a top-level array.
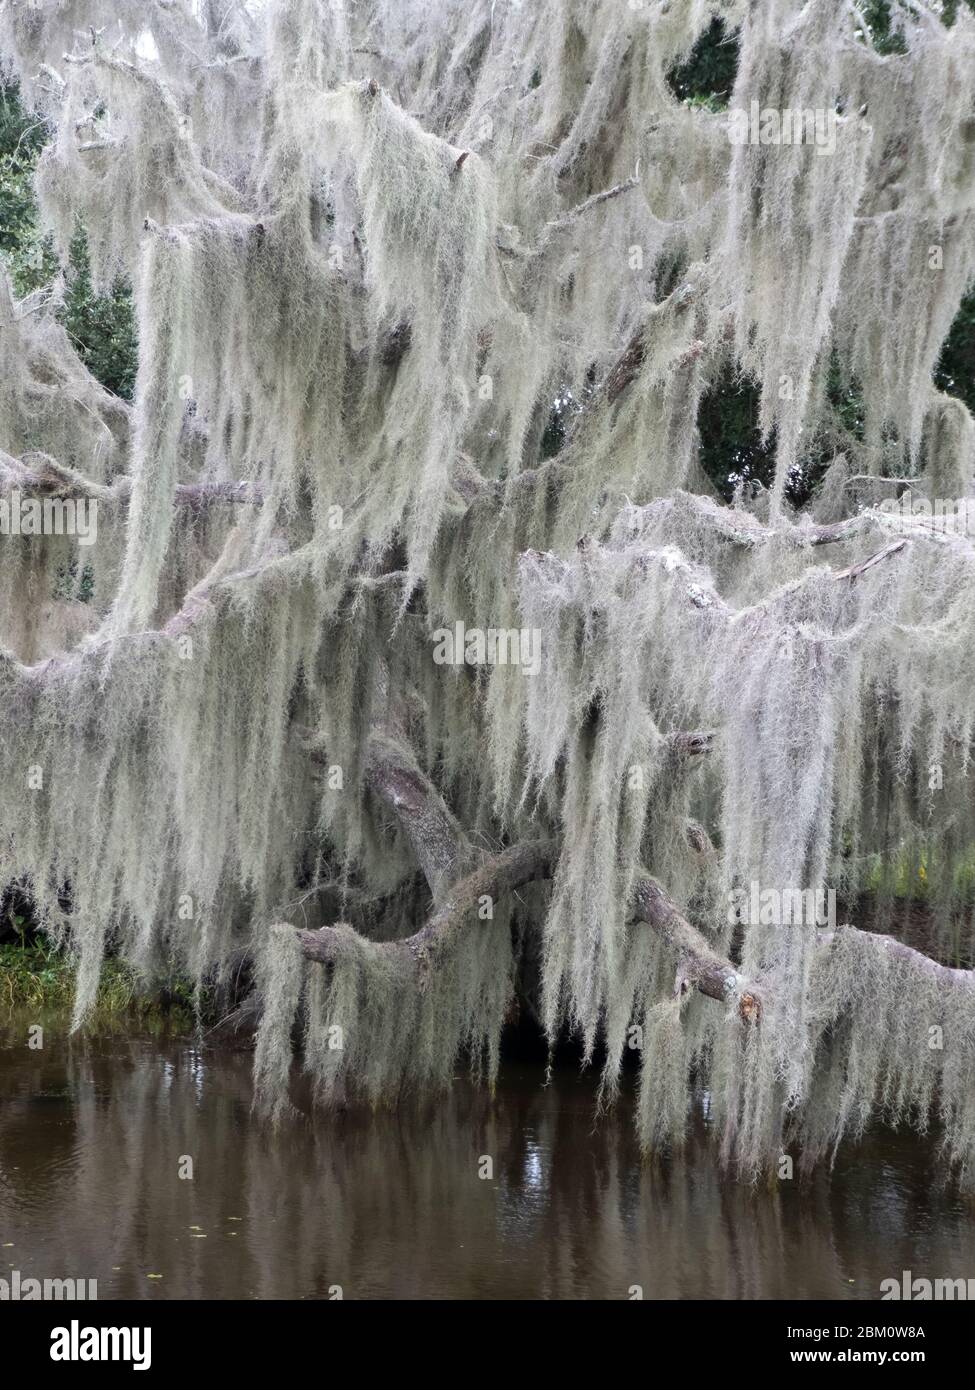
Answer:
[{"left": 1, "top": 0, "right": 974, "bottom": 1187}]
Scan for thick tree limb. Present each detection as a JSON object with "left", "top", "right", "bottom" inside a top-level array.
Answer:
[
  {"left": 280, "top": 748, "right": 975, "bottom": 1033},
  {"left": 630, "top": 876, "right": 761, "bottom": 1020},
  {"left": 363, "top": 733, "right": 471, "bottom": 902},
  {"left": 289, "top": 842, "right": 762, "bottom": 1018},
  {"left": 173, "top": 479, "right": 264, "bottom": 511},
  {"left": 816, "top": 926, "right": 975, "bottom": 993},
  {"left": 685, "top": 818, "right": 717, "bottom": 858},
  {"left": 303, "top": 720, "right": 745, "bottom": 1012},
  {"left": 630, "top": 884, "right": 975, "bottom": 1013},
  {"left": 0, "top": 450, "right": 116, "bottom": 501},
  {"left": 628, "top": 491, "right": 927, "bottom": 561},
  {"left": 604, "top": 327, "right": 647, "bottom": 405},
  {"left": 0, "top": 532, "right": 301, "bottom": 683},
  {"left": 162, "top": 534, "right": 296, "bottom": 639},
  {"left": 306, "top": 718, "right": 974, "bottom": 1020},
  {"left": 294, "top": 839, "right": 555, "bottom": 975}
]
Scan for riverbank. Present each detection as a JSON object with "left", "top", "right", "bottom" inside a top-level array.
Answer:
[{"left": 0, "top": 940, "right": 197, "bottom": 1030}]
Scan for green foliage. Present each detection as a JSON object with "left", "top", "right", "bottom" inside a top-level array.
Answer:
[
  {"left": 944, "top": 0, "right": 975, "bottom": 21},
  {"left": 0, "top": 82, "right": 137, "bottom": 400},
  {"left": 666, "top": 18, "right": 739, "bottom": 110},
  {"left": 854, "top": 0, "right": 909, "bottom": 55},
  {"left": 0, "top": 938, "right": 194, "bottom": 1027},
  {"left": 936, "top": 286, "right": 975, "bottom": 420},
  {"left": 0, "top": 889, "right": 196, "bottom": 1023},
  {"left": 699, "top": 356, "right": 868, "bottom": 508},
  {"left": 0, "top": 84, "right": 55, "bottom": 293},
  {"left": 697, "top": 373, "right": 776, "bottom": 502},
  {"left": 61, "top": 229, "right": 138, "bottom": 401}
]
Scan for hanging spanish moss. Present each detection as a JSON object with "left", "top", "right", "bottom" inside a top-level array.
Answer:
[{"left": 1, "top": 0, "right": 974, "bottom": 1188}]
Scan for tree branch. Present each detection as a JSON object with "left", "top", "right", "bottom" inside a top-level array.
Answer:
[
  {"left": 280, "top": 747, "right": 975, "bottom": 1031},
  {"left": 294, "top": 839, "right": 555, "bottom": 973},
  {"left": 1, "top": 451, "right": 263, "bottom": 510},
  {"left": 630, "top": 876, "right": 761, "bottom": 1020},
  {"left": 669, "top": 730, "right": 715, "bottom": 759},
  {"left": 832, "top": 537, "right": 909, "bottom": 581},
  {"left": 604, "top": 280, "right": 697, "bottom": 404},
  {"left": 816, "top": 926, "right": 975, "bottom": 994},
  {"left": 542, "top": 169, "right": 640, "bottom": 239},
  {"left": 363, "top": 733, "right": 472, "bottom": 902}
]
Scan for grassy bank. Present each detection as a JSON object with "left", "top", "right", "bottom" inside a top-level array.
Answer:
[{"left": 0, "top": 939, "right": 197, "bottom": 1030}]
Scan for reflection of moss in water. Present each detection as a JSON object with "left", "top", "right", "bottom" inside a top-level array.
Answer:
[
  {"left": 0, "top": 1047, "right": 963, "bottom": 1300},
  {"left": 0, "top": 941, "right": 196, "bottom": 1030}
]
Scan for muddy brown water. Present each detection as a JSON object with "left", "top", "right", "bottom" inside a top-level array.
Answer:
[{"left": 1, "top": 1022, "right": 973, "bottom": 1299}]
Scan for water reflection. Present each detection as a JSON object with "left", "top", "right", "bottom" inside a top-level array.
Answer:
[{"left": 0, "top": 1029, "right": 973, "bottom": 1299}]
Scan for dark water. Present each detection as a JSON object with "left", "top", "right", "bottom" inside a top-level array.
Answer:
[{"left": 1, "top": 1022, "right": 973, "bottom": 1300}]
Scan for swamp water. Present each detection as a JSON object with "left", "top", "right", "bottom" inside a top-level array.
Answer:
[{"left": 1, "top": 1026, "right": 973, "bottom": 1300}]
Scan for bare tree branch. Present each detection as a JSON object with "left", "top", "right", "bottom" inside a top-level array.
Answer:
[
  {"left": 542, "top": 169, "right": 640, "bottom": 238},
  {"left": 833, "top": 538, "right": 909, "bottom": 581}
]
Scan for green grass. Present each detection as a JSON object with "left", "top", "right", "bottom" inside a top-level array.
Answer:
[{"left": 0, "top": 939, "right": 197, "bottom": 1029}]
